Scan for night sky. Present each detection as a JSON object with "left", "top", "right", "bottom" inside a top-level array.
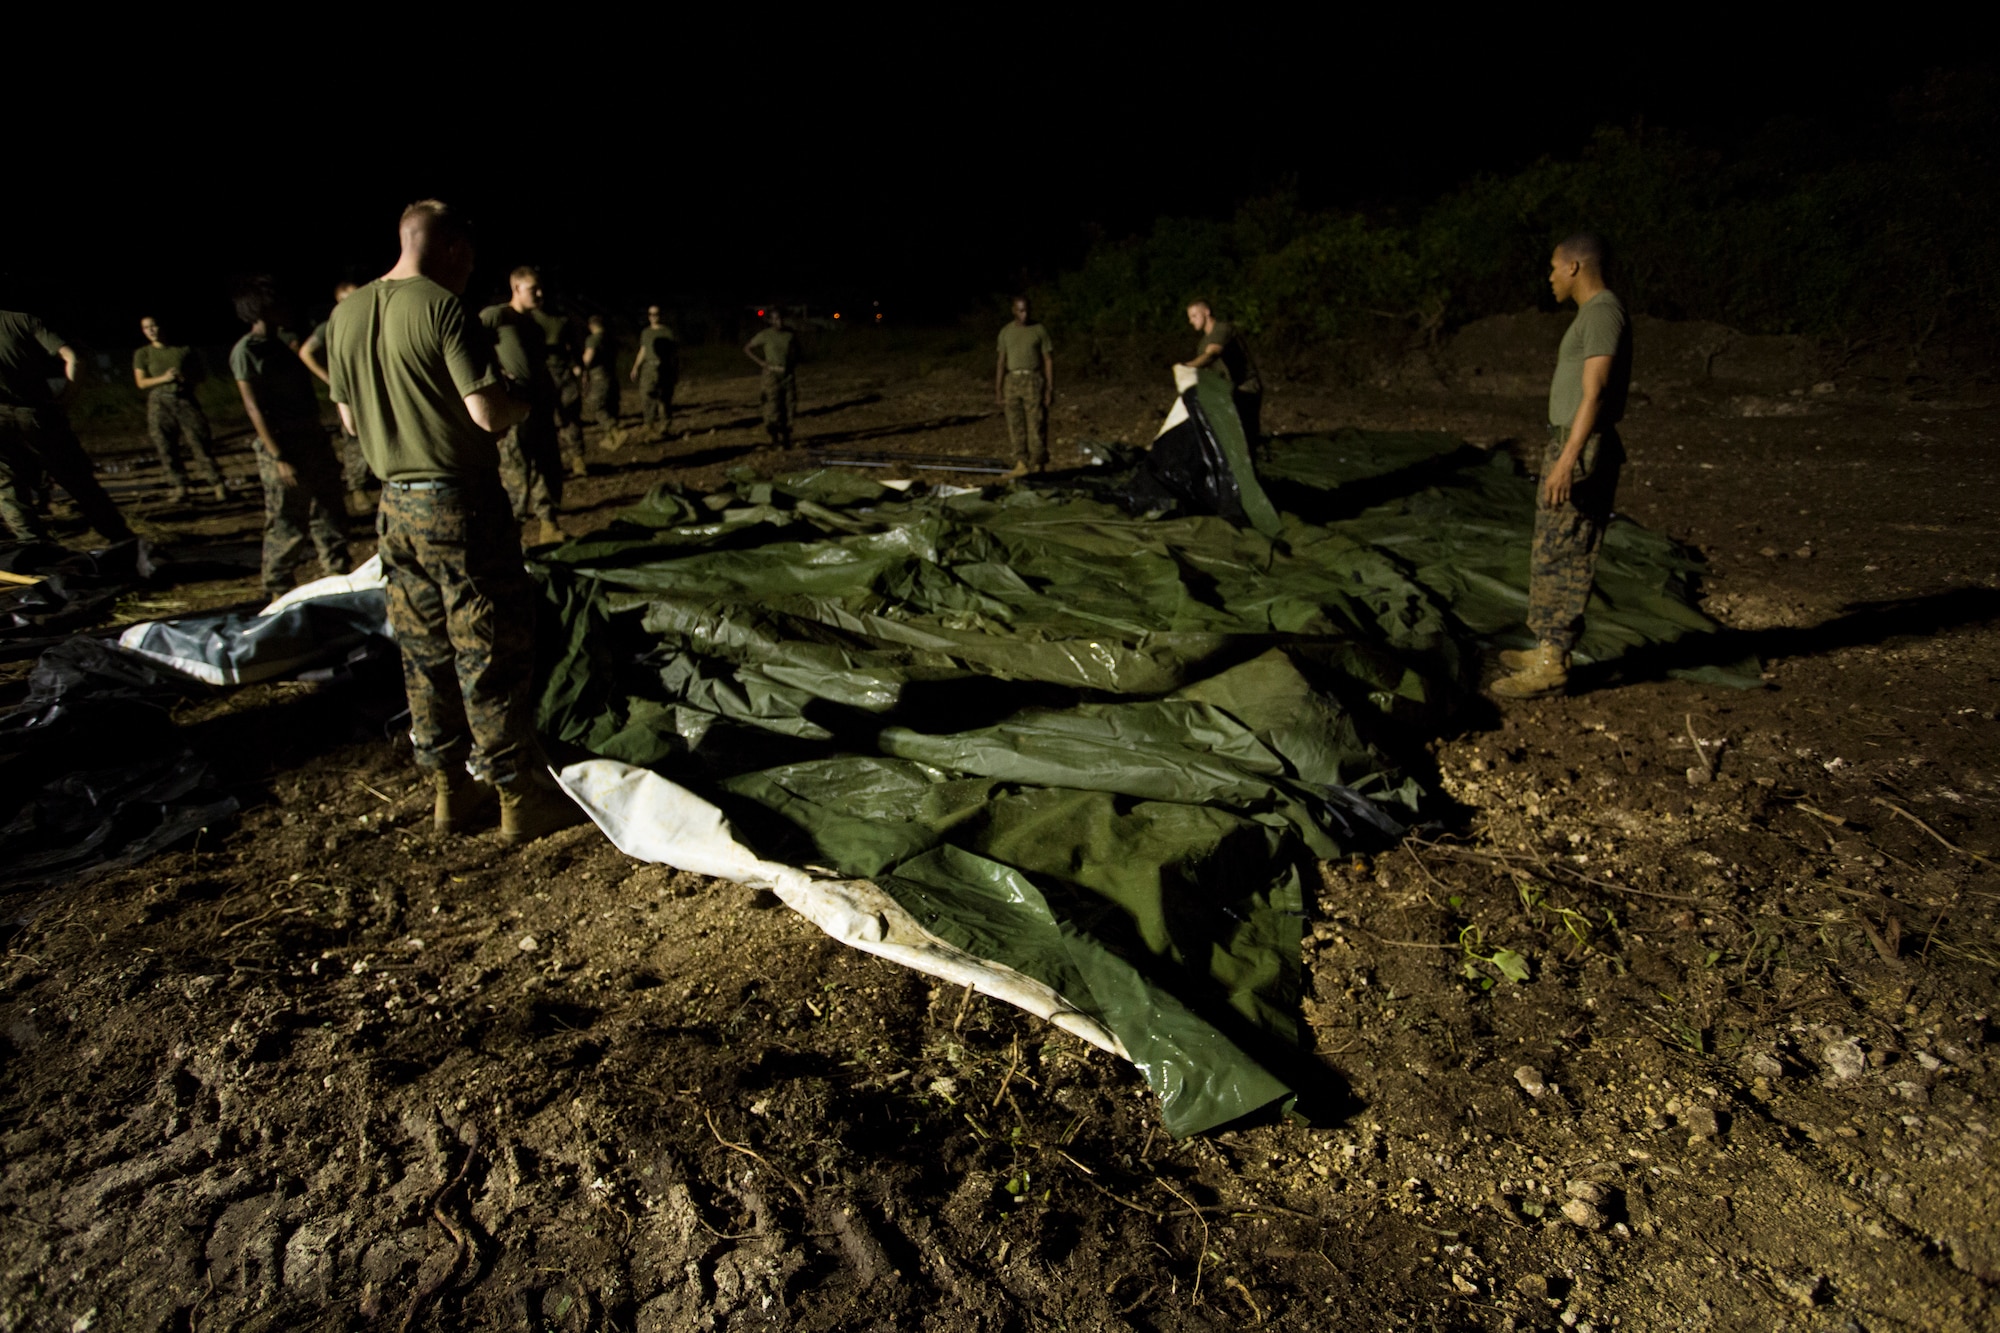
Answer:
[{"left": 3, "top": 46, "right": 1954, "bottom": 351}]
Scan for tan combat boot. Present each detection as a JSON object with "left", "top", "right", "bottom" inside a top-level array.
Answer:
[
  {"left": 434, "top": 769, "right": 495, "bottom": 834},
  {"left": 999, "top": 460, "right": 1029, "bottom": 482},
  {"left": 1497, "top": 645, "right": 1537, "bottom": 671},
  {"left": 499, "top": 778, "right": 585, "bottom": 846},
  {"left": 1491, "top": 642, "right": 1570, "bottom": 699},
  {"left": 534, "top": 516, "right": 565, "bottom": 547}
]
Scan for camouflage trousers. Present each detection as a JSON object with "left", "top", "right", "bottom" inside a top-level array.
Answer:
[
  {"left": 145, "top": 390, "right": 221, "bottom": 488},
  {"left": 1528, "top": 425, "right": 1623, "bottom": 652},
  {"left": 584, "top": 366, "right": 619, "bottom": 425},
  {"left": 257, "top": 421, "right": 350, "bottom": 595},
  {"left": 376, "top": 480, "right": 538, "bottom": 785},
  {"left": 1003, "top": 370, "right": 1047, "bottom": 466},
  {"left": 0, "top": 404, "right": 133, "bottom": 543},
  {"left": 498, "top": 410, "right": 563, "bottom": 523},
  {"left": 760, "top": 368, "right": 796, "bottom": 442},
  {"left": 640, "top": 365, "right": 677, "bottom": 432},
  {"left": 554, "top": 372, "right": 586, "bottom": 473}
]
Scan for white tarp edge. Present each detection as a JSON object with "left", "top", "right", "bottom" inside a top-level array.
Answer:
[
  {"left": 554, "top": 757, "right": 1132, "bottom": 1061},
  {"left": 116, "top": 555, "right": 393, "bottom": 685},
  {"left": 259, "top": 553, "right": 389, "bottom": 616}
]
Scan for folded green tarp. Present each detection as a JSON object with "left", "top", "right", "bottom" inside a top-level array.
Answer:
[{"left": 530, "top": 420, "right": 1740, "bottom": 1135}]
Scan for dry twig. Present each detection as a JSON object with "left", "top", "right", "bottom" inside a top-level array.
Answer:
[
  {"left": 398, "top": 1142, "right": 478, "bottom": 1333},
  {"left": 1874, "top": 798, "right": 1996, "bottom": 868}
]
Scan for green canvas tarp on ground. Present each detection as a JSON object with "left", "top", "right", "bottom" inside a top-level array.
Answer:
[{"left": 531, "top": 409, "right": 1740, "bottom": 1135}]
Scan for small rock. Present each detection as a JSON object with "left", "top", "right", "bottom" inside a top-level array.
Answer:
[
  {"left": 1681, "top": 1106, "right": 1721, "bottom": 1140},
  {"left": 1450, "top": 1273, "right": 1478, "bottom": 1295},
  {"left": 1562, "top": 1198, "right": 1606, "bottom": 1230},
  {"left": 1514, "top": 1066, "right": 1547, "bottom": 1098},
  {"left": 1565, "top": 1180, "right": 1608, "bottom": 1206},
  {"left": 1793, "top": 545, "right": 1814, "bottom": 560},
  {"left": 1894, "top": 1081, "right": 1930, "bottom": 1105},
  {"left": 1915, "top": 1051, "right": 1944, "bottom": 1072},
  {"left": 1822, "top": 1036, "right": 1866, "bottom": 1080},
  {"left": 1515, "top": 1273, "right": 1550, "bottom": 1301},
  {"left": 1811, "top": 381, "right": 1837, "bottom": 395},
  {"left": 1743, "top": 1052, "right": 1784, "bottom": 1080},
  {"left": 1759, "top": 546, "right": 1780, "bottom": 559},
  {"left": 1771, "top": 1271, "right": 1824, "bottom": 1306},
  {"left": 517, "top": 935, "right": 540, "bottom": 953}
]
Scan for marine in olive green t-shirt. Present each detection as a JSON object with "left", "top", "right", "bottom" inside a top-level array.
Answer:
[
  {"left": 638, "top": 324, "right": 678, "bottom": 368},
  {"left": 1548, "top": 289, "right": 1632, "bottom": 430},
  {"left": 0, "top": 310, "right": 69, "bottom": 409},
  {"left": 1195, "top": 320, "right": 1260, "bottom": 394},
  {"left": 997, "top": 321, "right": 1053, "bottom": 372},
  {"left": 229, "top": 330, "right": 320, "bottom": 423},
  {"left": 530, "top": 308, "right": 581, "bottom": 378},
  {"left": 746, "top": 327, "right": 796, "bottom": 372},
  {"left": 326, "top": 277, "right": 504, "bottom": 481},
  {"left": 479, "top": 303, "right": 553, "bottom": 398},
  {"left": 134, "top": 343, "right": 205, "bottom": 393}
]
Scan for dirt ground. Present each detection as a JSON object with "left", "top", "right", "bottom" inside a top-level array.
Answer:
[{"left": 2, "top": 325, "right": 1996, "bottom": 1332}]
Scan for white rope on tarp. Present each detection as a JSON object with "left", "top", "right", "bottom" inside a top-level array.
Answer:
[{"left": 554, "top": 758, "right": 1132, "bottom": 1061}]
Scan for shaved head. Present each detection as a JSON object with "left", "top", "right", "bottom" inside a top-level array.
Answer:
[
  {"left": 1555, "top": 232, "right": 1607, "bottom": 272},
  {"left": 395, "top": 199, "right": 475, "bottom": 293}
]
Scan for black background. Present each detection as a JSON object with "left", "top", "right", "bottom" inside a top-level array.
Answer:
[{"left": 1, "top": 37, "right": 1959, "bottom": 349}]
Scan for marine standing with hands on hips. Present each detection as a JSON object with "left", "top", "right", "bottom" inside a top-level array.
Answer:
[{"left": 1490, "top": 232, "right": 1633, "bottom": 699}]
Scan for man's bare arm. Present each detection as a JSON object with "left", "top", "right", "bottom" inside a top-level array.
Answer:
[
  {"left": 1543, "top": 354, "right": 1612, "bottom": 508},
  {"left": 236, "top": 380, "right": 298, "bottom": 484},
  {"left": 995, "top": 349, "right": 1007, "bottom": 405},
  {"left": 337, "top": 403, "right": 357, "bottom": 437},
  {"left": 1042, "top": 350, "right": 1054, "bottom": 406},
  {"left": 298, "top": 333, "right": 332, "bottom": 385},
  {"left": 135, "top": 366, "right": 176, "bottom": 390},
  {"left": 1183, "top": 342, "right": 1223, "bottom": 370},
  {"left": 464, "top": 384, "right": 529, "bottom": 435},
  {"left": 743, "top": 341, "right": 772, "bottom": 372}
]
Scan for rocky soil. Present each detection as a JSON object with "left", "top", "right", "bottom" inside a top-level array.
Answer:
[{"left": 2, "top": 323, "right": 1995, "bottom": 1331}]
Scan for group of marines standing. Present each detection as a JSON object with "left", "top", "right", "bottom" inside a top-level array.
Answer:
[{"left": 0, "top": 204, "right": 1629, "bottom": 849}]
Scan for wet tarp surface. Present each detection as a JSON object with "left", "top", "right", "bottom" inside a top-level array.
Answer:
[
  {"left": 528, "top": 424, "right": 1737, "bottom": 1133},
  {"left": 26, "top": 417, "right": 1741, "bottom": 1133}
]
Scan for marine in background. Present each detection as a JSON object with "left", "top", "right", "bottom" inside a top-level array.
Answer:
[
  {"left": 133, "top": 315, "right": 226, "bottom": 503},
  {"left": 632, "top": 304, "right": 679, "bottom": 439},
  {"left": 582, "top": 314, "right": 619, "bottom": 435},
  {"left": 298, "top": 280, "right": 374, "bottom": 513},
  {"left": 229, "top": 277, "right": 351, "bottom": 599},
  {"left": 478, "top": 267, "right": 566, "bottom": 546},
  {"left": 1180, "top": 300, "right": 1264, "bottom": 443},
  {"left": 530, "top": 292, "right": 587, "bottom": 477},
  {"left": 742, "top": 309, "right": 797, "bottom": 448},
  {"left": 995, "top": 295, "right": 1054, "bottom": 479},
  {"left": 1491, "top": 232, "right": 1633, "bottom": 699},
  {"left": 325, "top": 199, "right": 578, "bottom": 844},
  {"left": 0, "top": 308, "right": 134, "bottom": 544}
]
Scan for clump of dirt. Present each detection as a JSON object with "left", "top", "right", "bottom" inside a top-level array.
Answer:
[{"left": 3, "top": 341, "right": 1996, "bottom": 1331}]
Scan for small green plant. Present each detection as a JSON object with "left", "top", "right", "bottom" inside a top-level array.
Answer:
[{"left": 1459, "top": 924, "right": 1530, "bottom": 988}]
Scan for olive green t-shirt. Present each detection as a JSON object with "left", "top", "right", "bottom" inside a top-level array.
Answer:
[
  {"left": 1549, "top": 289, "right": 1632, "bottom": 430},
  {"left": 230, "top": 329, "right": 320, "bottom": 423},
  {"left": 747, "top": 327, "right": 796, "bottom": 373},
  {"left": 583, "top": 329, "right": 614, "bottom": 371},
  {"left": 1196, "top": 321, "right": 1261, "bottom": 394},
  {"left": 478, "top": 304, "right": 552, "bottom": 393},
  {"left": 134, "top": 343, "right": 204, "bottom": 393},
  {"left": 327, "top": 277, "right": 504, "bottom": 482},
  {"left": 997, "top": 321, "right": 1053, "bottom": 372},
  {"left": 0, "top": 309, "right": 67, "bottom": 409},
  {"left": 530, "top": 309, "right": 580, "bottom": 374},
  {"left": 303, "top": 320, "right": 332, "bottom": 354},
  {"left": 639, "top": 325, "right": 678, "bottom": 370}
]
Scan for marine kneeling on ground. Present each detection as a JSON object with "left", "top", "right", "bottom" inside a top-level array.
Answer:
[
  {"left": 1491, "top": 231, "right": 1632, "bottom": 699},
  {"left": 326, "top": 199, "right": 583, "bottom": 845}
]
